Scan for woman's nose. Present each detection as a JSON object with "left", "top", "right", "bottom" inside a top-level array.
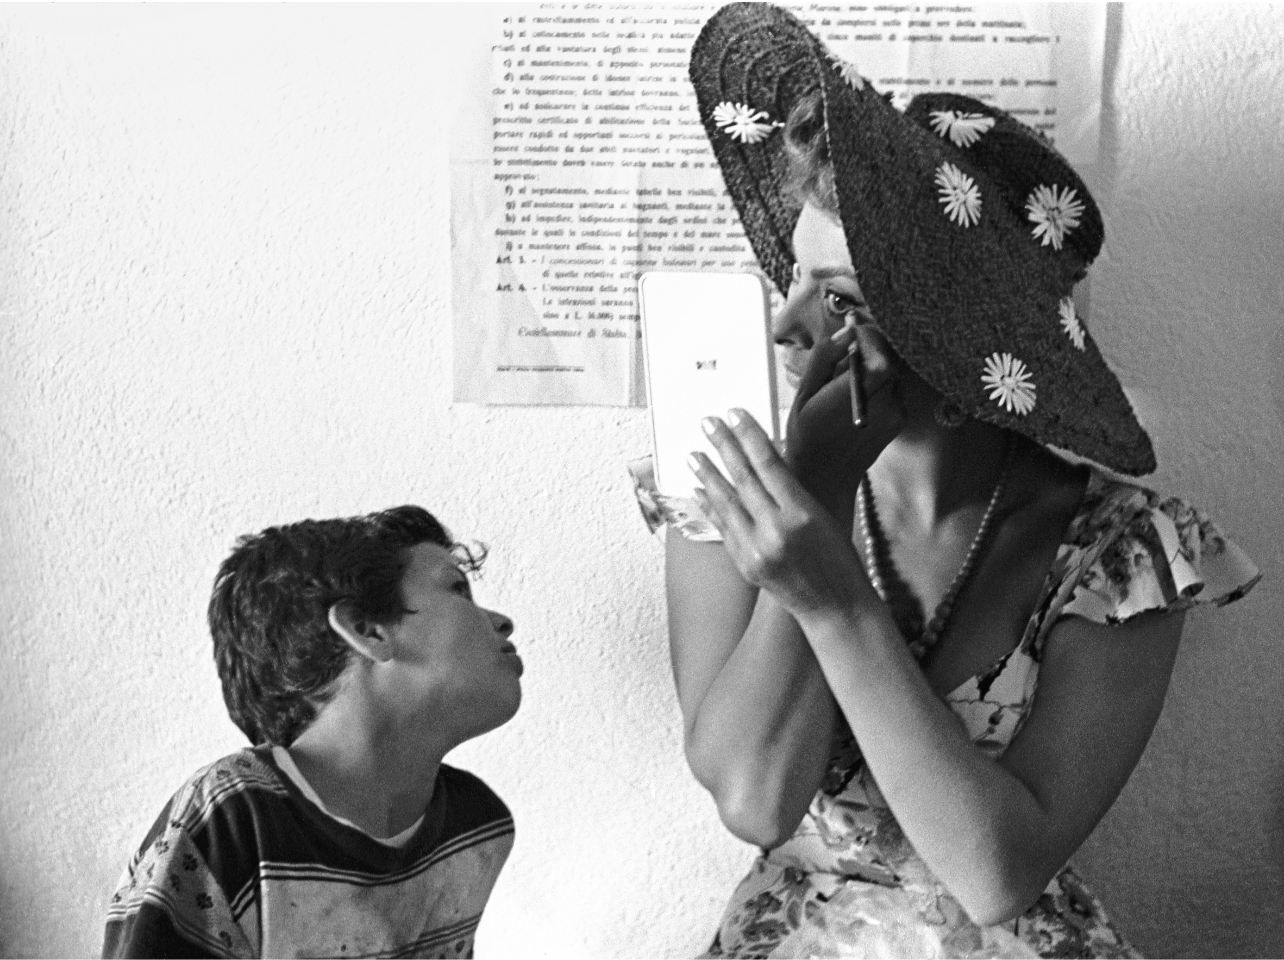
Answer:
[
  {"left": 488, "top": 609, "right": 515, "bottom": 638},
  {"left": 772, "top": 284, "right": 814, "bottom": 349}
]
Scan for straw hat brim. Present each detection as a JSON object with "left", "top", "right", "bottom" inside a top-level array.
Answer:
[{"left": 689, "top": 2, "right": 1155, "bottom": 476}]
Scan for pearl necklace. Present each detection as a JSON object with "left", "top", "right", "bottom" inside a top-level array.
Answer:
[{"left": 857, "top": 437, "right": 1015, "bottom": 661}]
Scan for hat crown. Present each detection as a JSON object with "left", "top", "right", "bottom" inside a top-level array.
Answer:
[{"left": 903, "top": 93, "right": 1104, "bottom": 273}]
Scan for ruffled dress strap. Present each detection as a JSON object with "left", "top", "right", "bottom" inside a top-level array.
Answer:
[{"left": 1032, "top": 469, "right": 1260, "bottom": 652}]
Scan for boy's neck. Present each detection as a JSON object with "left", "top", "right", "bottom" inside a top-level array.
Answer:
[{"left": 283, "top": 704, "right": 446, "bottom": 840}]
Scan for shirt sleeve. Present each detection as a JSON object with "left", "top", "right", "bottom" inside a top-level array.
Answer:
[
  {"left": 103, "top": 901, "right": 222, "bottom": 959},
  {"left": 103, "top": 808, "right": 254, "bottom": 959}
]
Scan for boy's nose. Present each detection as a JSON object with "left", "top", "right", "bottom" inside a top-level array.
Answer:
[{"left": 488, "top": 609, "right": 514, "bottom": 638}]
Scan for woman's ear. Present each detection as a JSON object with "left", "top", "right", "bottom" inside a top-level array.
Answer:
[{"left": 327, "top": 602, "right": 395, "bottom": 663}]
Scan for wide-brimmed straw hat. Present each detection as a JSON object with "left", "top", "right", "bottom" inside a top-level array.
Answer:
[{"left": 689, "top": 2, "right": 1155, "bottom": 475}]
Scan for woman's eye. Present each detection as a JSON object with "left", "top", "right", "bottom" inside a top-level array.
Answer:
[
  {"left": 452, "top": 580, "right": 472, "bottom": 598},
  {"left": 823, "top": 290, "right": 858, "bottom": 316}
]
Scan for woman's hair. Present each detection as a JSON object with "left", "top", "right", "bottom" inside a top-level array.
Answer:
[
  {"left": 208, "top": 505, "right": 485, "bottom": 746},
  {"left": 783, "top": 88, "right": 840, "bottom": 216}
]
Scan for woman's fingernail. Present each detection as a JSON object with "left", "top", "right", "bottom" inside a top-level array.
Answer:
[
  {"left": 726, "top": 408, "right": 744, "bottom": 427},
  {"left": 687, "top": 452, "right": 702, "bottom": 473},
  {"left": 701, "top": 417, "right": 718, "bottom": 436}
]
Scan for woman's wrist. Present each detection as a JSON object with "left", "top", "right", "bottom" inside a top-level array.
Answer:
[
  {"left": 788, "top": 572, "right": 882, "bottom": 634},
  {"left": 796, "top": 473, "right": 860, "bottom": 530}
]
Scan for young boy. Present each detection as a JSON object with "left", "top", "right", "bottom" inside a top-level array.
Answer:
[{"left": 103, "top": 505, "right": 522, "bottom": 959}]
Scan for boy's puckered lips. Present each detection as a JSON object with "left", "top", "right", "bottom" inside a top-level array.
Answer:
[{"left": 500, "top": 641, "right": 523, "bottom": 675}]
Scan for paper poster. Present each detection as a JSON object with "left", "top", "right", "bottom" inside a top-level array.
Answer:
[{"left": 451, "top": 2, "right": 1106, "bottom": 406}]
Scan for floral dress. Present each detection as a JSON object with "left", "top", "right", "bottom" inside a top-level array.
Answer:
[{"left": 630, "top": 462, "right": 1259, "bottom": 959}]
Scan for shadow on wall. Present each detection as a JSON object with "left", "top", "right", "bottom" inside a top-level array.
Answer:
[
  {"left": 1072, "top": 6, "right": 1284, "bottom": 958},
  {"left": 1270, "top": 274, "right": 1284, "bottom": 431},
  {"left": 1091, "top": 3, "right": 1125, "bottom": 208},
  {"left": 0, "top": 872, "right": 23, "bottom": 957},
  {"left": 1075, "top": 606, "right": 1284, "bottom": 958}
]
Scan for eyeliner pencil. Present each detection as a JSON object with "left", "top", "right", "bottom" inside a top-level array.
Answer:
[{"left": 848, "top": 331, "right": 866, "bottom": 428}]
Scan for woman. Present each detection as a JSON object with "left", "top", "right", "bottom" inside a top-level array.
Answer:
[{"left": 631, "top": 5, "right": 1260, "bottom": 957}]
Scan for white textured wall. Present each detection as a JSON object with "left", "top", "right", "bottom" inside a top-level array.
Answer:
[{"left": 0, "top": 5, "right": 1279, "bottom": 958}]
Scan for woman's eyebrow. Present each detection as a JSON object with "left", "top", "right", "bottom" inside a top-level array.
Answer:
[{"left": 809, "top": 265, "right": 859, "bottom": 281}]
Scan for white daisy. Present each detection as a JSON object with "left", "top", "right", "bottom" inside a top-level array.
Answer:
[
  {"left": 928, "top": 110, "right": 996, "bottom": 148},
  {"left": 934, "top": 162, "right": 982, "bottom": 228},
  {"left": 1026, "top": 184, "right": 1085, "bottom": 250},
  {"left": 981, "top": 352, "right": 1037, "bottom": 415},
  {"left": 1058, "top": 297, "right": 1085, "bottom": 350},
  {"left": 712, "top": 101, "right": 779, "bottom": 144},
  {"left": 831, "top": 56, "right": 865, "bottom": 90}
]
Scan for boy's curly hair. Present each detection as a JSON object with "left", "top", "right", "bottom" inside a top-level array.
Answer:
[{"left": 208, "top": 505, "right": 484, "bottom": 746}]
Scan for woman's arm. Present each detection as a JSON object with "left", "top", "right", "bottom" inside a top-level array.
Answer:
[
  {"left": 667, "top": 323, "right": 904, "bottom": 848},
  {"left": 693, "top": 410, "right": 1184, "bottom": 924},
  {"left": 666, "top": 532, "right": 836, "bottom": 848},
  {"left": 798, "top": 596, "right": 1182, "bottom": 925}
]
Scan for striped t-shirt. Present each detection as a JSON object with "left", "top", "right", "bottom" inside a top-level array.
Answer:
[{"left": 103, "top": 746, "right": 514, "bottom": 958}]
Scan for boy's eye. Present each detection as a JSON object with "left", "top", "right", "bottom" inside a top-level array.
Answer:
[{"left": 451, "top": 579, "right": 472, "bottom": 599}]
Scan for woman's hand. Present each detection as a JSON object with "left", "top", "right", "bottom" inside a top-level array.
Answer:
[
  {"left": 690, "top": 409, "right": 872, "bottom": 619},
  {"left": 785, "top": 323, "right": 905, "bottom": 513}
]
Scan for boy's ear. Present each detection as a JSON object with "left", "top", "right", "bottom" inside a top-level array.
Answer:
[{"left": 328, "top": 602, "right": 395, "bottom": 663}]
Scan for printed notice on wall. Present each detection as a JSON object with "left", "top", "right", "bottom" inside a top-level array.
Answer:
[{"left": 450, "top": 2, "right": 1106, "bottom": 406}]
